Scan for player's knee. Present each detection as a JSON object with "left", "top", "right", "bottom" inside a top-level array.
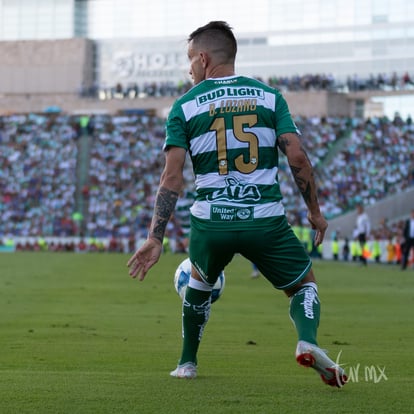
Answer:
[
  {"left": 284, "top": 270, "right": 317, "bottom": 297},
  {"left": 188, "top": 276, "right": 213, "bottom": 292},
  {"left": 302, "top": 269, "right": 316, "bottom": 284}
]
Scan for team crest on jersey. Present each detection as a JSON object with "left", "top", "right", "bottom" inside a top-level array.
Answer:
[{"left": 206, "top": 177, "right": 261, "bottom": 203}]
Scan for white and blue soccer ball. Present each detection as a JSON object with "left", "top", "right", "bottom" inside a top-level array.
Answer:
[{"left": 174, "top": 258, "right": 225, "bottom": 303}]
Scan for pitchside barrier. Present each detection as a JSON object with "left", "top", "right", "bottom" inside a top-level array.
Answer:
[{"left": 1, "top": 236, "right": 408, "bottom": 265}]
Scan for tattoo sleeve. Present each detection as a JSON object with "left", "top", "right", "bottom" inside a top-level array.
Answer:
[
  {"left": 278, "top": 134, "right": 319, "bottom": 212},
  {"left": 277, "top": 136, "right": 288, "bottom": 155},
  {"left": 149, "top": 186, "right": 179, "bottom": 243},
  {"left": 290, "top": 164, "right": 315, "bottom": 206}
]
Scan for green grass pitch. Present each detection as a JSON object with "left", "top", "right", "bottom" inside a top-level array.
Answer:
[{"left": 0, "top": 252, "right": 413, "bottom": 413}]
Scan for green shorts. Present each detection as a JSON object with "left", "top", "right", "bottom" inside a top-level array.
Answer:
[{"left": 189, "top": 215, "right": 312, "bottom": 290}]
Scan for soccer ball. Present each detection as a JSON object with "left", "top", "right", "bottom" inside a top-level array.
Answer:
[{"left": 174, "top": 258, "right": 225, "bottom": 303}]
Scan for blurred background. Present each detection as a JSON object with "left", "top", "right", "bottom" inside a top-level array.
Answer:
[{"left": 0, "top": 0, "right": 413, "bottom": 264}]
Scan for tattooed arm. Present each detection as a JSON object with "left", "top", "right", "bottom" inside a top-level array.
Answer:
[
  {"left": 148, "top": 186, "right": 180, "bottom": 244},
  {"left": 127, "top": 147, "right": 186, "bottom": 280},
  {"left": 277, "top": 132, "right": 327, "bottom": 246}
]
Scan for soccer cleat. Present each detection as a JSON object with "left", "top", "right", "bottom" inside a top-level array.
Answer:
[
  {"left": 170, "top": 362, "right": 197, "bottom": 379},
  {"left": 295, "top": 340, "right": 347, "bottom": 387}
]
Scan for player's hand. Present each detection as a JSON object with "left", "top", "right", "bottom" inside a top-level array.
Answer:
[
  {"left": 127, "top": 238, "right": 163, "bottom": 281},
  {"left": 307, "top": 211, "right": 328, "bottom": 246}
]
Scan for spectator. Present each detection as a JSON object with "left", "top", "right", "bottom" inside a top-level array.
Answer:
[{"left": 355, "top": 204, "right": 371, "bottom": 266}]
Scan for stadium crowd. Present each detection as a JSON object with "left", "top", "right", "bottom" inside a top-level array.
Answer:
[
  {"left": 0, "top": 114, "right": 79, "bottom": 237},
  {"left": 92, "top": 71, "right": 414, "bottom": 100},
  {"left": 1, "top": 110, "right": 413, "bottom": 254},
  {"left": 316, "top": 115, "right": 414, "bottom": 221}
]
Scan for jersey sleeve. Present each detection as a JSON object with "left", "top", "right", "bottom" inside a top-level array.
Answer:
[
  {"left": 164, "top": 102, "right": 189, "bottom": 151},
  {"left": 274, "top": 92, "right": 301, "bottom": 137}
]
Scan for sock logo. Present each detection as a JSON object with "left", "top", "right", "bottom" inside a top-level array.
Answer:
[
  {"left": 300, "top": 288, "right": 319, "bottom": 319},
  {"left": 183, "top": 299, "right": 211, "bottom": 341}
]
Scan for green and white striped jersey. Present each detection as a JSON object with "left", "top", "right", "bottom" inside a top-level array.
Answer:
[{"left": 165, "top": 75, "right": 300, "bottom": 230}]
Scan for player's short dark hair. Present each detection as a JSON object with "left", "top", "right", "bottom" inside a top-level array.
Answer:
[{"left": 188, "top": 21, "right": 237, "bottom": 63}]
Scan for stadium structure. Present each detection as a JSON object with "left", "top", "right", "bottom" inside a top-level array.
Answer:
[{"left": 0, "top": 0, "right": 413, "bottom": 260}]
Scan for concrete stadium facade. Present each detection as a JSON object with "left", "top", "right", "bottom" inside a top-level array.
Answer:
[{"left": 1, "top": 0, "right": 414, "bottom": 98}]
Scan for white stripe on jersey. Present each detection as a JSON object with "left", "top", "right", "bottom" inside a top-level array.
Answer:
[
  {"left": 190, "top": 127, "right": 277, "bottom": 156},
  {"left": 182, "top": 100, "right": 206, "bottom": 121},
  {"left": 190, "top": 131, "right": 216, "bottom": 154},
  {"left": 181, "top": 89, "right": 277, "bottom": 122},
  {"left": 190, "top": 200, "right": 285, "bottom": 219},
  {"left": 195, "top": 167, "right": 279, "bottom": 190}
]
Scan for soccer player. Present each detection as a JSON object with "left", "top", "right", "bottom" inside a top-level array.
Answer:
[
  {"left": 401, "top": 209, "right": 414, "bottom": 270},
  {"left": 127, "top": 21, "right": 347, "bottom": 387},
  {"left": 355, "top": 204, "right": 371, "bottom": 266}
]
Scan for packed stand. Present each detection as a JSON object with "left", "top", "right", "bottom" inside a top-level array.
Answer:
[
  {"left": 85, "top": 114, "right": 165, "bottom": 239},
  {"left": 1, "top": 111, "right": 414, "bottom": 253},
  {"left": 82, "top": 112, "right": 414, "bottom": 244},
  {"left": 278, "top": 116, "right": 352, "bottom": 224},
  {"left": 85, "top": 114, "right": 194, "bottom": 248},
  {"left": 0, "top": 113, "right": 79, "bottom": 238},
  {"left": 96, "top": 71, "right": 414, "bottom": 100},
  {"left": 316, "top": 115, "right": 414, "bottom": 217}
]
